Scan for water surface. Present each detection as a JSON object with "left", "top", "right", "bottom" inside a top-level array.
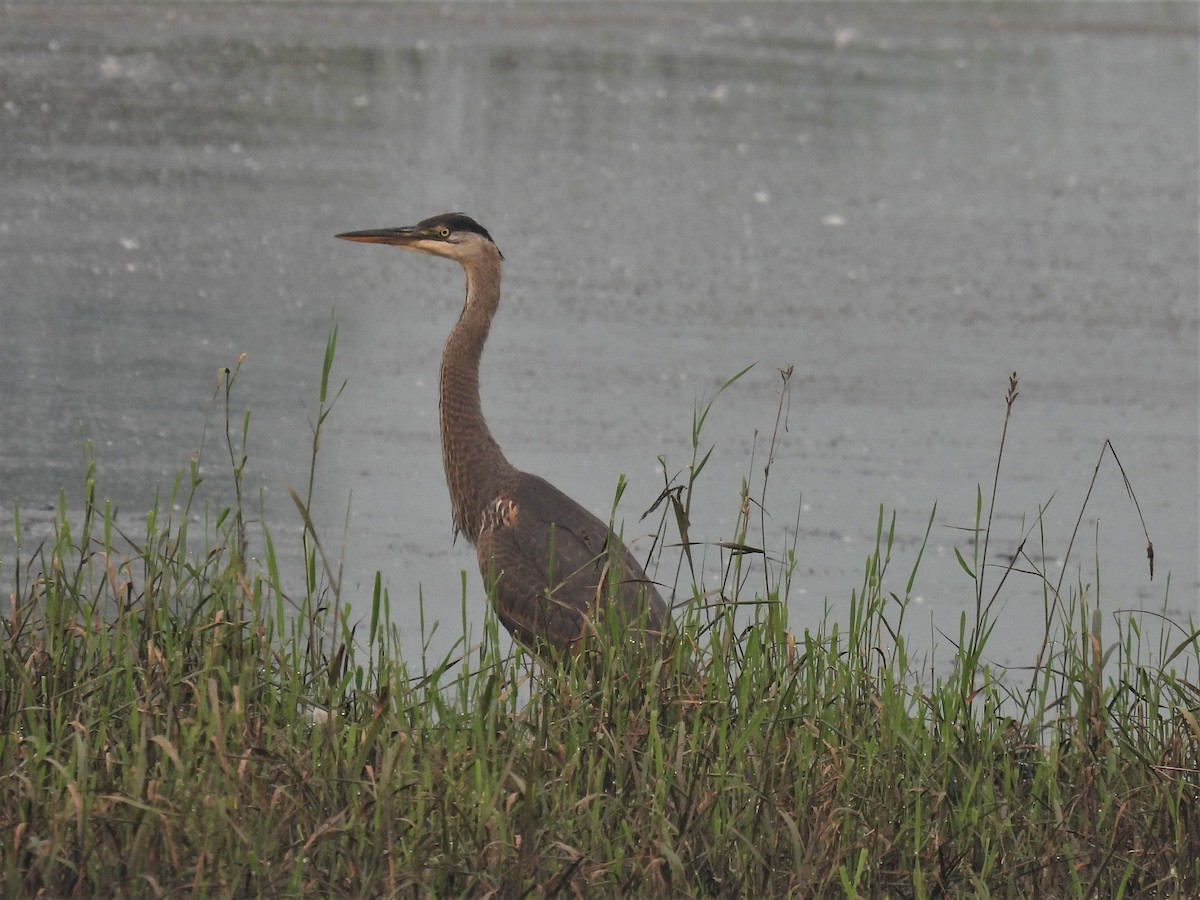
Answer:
[{"left": 2, "top": 1, "right": 1197, "bottom": 670}]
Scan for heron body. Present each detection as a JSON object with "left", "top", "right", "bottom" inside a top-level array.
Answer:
[{"left": 336, "top": 213, "right": 670, "bottom": 657}]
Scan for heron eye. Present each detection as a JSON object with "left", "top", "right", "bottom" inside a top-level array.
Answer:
[{"left": 438, "top": 227, "right": 451, "bottom": 238}]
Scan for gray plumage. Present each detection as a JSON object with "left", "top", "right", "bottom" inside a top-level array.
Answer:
[{"left": 337, "top": 213, "right": 670, "bottom": 658}]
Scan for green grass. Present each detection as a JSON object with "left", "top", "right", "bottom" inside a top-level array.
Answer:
[{"left": 2, "top": 337, "right": 1197, "bottom": 898}]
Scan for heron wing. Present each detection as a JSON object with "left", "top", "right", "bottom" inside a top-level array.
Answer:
[{"left": 475, "top": 471, "right": 668, "bottom": 653}]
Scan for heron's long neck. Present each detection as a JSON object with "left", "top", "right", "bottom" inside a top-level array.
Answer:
[{"left": 439, "top": 251, "right": 515, "bottom": 541}]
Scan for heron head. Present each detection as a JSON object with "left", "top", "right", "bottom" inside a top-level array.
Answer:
[{"left": 336, "top": 212, "right": 503, "bottom": 261}]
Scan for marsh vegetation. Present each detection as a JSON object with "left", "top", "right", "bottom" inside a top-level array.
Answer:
[{"left": 3, "top": 335, "right": 1195, "bottom": 897}]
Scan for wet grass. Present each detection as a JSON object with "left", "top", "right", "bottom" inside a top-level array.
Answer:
[{"left": 2, "top": 336, "right": 1197, "bottom": 898}]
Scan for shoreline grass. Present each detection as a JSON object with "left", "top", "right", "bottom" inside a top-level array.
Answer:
[{"left": 2, "top": 336, "right": 1197, "bottom": 897}]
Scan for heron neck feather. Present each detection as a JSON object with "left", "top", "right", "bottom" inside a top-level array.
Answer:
[{"left": 439, "top": 251, "right": 515, "bottom": 540}]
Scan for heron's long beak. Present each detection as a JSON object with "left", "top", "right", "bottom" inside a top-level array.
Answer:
[{"left": 335, "top": 227, "right": 418, "bottom": 246}]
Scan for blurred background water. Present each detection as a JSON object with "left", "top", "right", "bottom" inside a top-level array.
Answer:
[{"left": 1, "top": 1, "right": 1196, "bottom": 672}]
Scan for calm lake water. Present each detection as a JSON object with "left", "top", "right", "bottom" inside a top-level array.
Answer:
[{"left": 2, "top": 1, "right": 1197, "bottom": 672}]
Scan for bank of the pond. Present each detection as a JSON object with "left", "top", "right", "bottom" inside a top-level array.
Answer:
[{"left": 3, "top": 366, "right": 1196, "bottom": 896}]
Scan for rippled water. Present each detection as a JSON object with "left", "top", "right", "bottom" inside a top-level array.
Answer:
[{"left": 2, "top": 1, "right": 1196, "bottom": 669}]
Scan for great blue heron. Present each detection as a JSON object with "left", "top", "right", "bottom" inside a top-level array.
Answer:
[{"left": 336, "top": 212, "right": 671, "bottom": 660}]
